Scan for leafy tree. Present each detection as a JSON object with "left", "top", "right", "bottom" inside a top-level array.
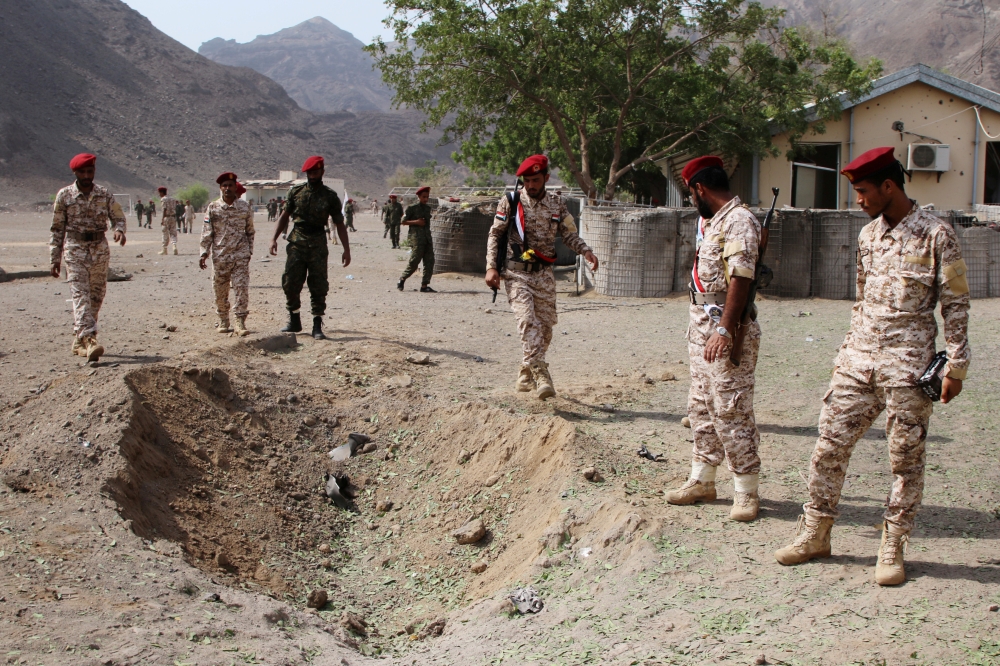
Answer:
[
  {"left": 367, "top": 0, "right": 881, "bottom": 199},
  {"left": 386, "top": 160, "right": 454, "bottom": 188},
  {"left": 176, "top": 184, "right": 210, "bottom": 210}
]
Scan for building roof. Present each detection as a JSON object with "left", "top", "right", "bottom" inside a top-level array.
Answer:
[{"left": 819, "top": 63, "right": 1000, "bottom": 120}]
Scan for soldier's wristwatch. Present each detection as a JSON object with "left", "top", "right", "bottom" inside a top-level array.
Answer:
[{"left": 716, "top": 326, "right": 732, "bottom": 339}]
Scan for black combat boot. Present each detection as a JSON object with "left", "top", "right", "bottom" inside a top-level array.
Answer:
[
  {"left": 420, "top": 285, "right": 436, "bottom": 293},
  {"left": 281, "top": 312, "right": 302, "bottom": 333},
  {"left": 312, "top": 316, "right": 326, "bottom": 340},
  {"left": 397, "top": 279, "right": 405, "bottom": 292}
]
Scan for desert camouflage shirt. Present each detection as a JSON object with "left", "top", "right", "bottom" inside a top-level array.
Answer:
[
  {"left": 687, "top": 196, "right": 760, "bottom": 344},
  {"left": 200, "top": 198, "right": 255, "bottom": 262},
  {"left": 837, "top": 203, "right": 970, "bottom": 386},
  {"left": 160, "top": 196, "right": 179, "bottom": 220},
  {"left": 286, "top": 181, "right": 343, "bottom": 234},
  {"left": 486, "top": 189, "right": 590, "bottom": 272},
  {"left": 50, "top": 182, "right": 126, "bottom": 264}
]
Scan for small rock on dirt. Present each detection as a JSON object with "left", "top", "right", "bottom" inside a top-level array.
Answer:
[
  {"left": 215, "top": 551, "right": 232, "bottom": 569},
  {"left": 497, "top": 598, "right": 516, "bottom": 615},
  {"left": 376, "top": 499, "right": 393, "bottom": 512},
  {"left": 457, "top": 449, "right": 471, "bottom": 464},
  {"left": 754, "top": 656, "right": 768, "bottom": 665},
  {"left": 681, "top": 416, "right": 691, "bottom": 428},
  {"left": 317, "top": 543, "right": 331, "bottom": 554},
  {"left": 387, "top": 374, "right": 412, "bottom": 388},
  {"left": 202, "top": 593, "right": 221, "bottom": 603},
  {"left": 306, "top": 589, "right": 328, "bottom": 609},
  {"left": 287, "top": 394, "right": 298, "bottom": 403},
  {"left": 418, "top": 618, "right": 446, "bottom": 639},
  {"left": 406, "top": 352, "right": 431, "bottom": 365},
  {"left": 990, "top": 604, "right": 999, "bottom": 612},
  {"left": 471, "top": 560, "right": 488, "bottom": 574},
  {"left": 340, "top": 611, "right": 368, "bottom": 636},
  {"left": 659, "top": 370, "right": 676, "bottom": 381},
  {"left": 582, "top": 467, "right": 603, "bottom": 482},
  {"left": 483, "top": 474, "right": 501, "bottom": 487},
  {"left": 361, "top": 442, "right": 378, "bottom": 454},
  {"left": 302, "top": 415, "right": 318, "bottom": 427},
  {"left": 452, "top": 518, "right": 487, "bottom": 545},
  {"left": 166, "top": 325, "right": 177, "bottom": 332}
]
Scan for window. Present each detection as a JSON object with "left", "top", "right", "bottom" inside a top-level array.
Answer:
[
  {"left": 791, "top": 144, "right": 841, "bottom": 209},
  {"left": 984, "top": 142, "right": 1000, "bottom": 204}
]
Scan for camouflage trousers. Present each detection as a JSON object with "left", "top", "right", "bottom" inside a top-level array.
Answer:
[
  {"left": 213, "top": 257, "right": 250, "bottom": 319},
  {"left": 504, "top": 268, "right": 557, "bottom": 366},
  {"left": 161, "top": 217, "right": 178, "bottom": 248},
  {"left": 64, "top": 239, "right": 110, "bottom": 339},
  {"left": 390, "top": 222, "right": 401, "bottom": 247},
  {"left": 282, "top": 232, "right": 328, "bottom": 316},
  {"left": 400, "top": 233, "right": 434, "bottom": 286},
  {"left": 804, "top": 369, "right": 933, "bottom": 534},
  {"left": 687, "top": 321, "right": 761, "bottom": 475}
]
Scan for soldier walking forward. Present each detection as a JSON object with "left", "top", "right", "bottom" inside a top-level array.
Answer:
[
  {"left": 145, "top": 200, "right": 154, "bottom": 228},
  {"left": 775, "top": 147, "right": 970, "bottom": 586},
  {"left": 184, "top": 200, "right": 195, "bottom": 235},
  {"left": 397, "top": 187, "right": 437, "bottom": 293},
  {"left": 387, "top": 194, "right": 403, "bottom": 248},
  {"left": 200, "top": 172, "right": 255, "bottom": 337},
  {"left": 381, "top": 198, "right": 392, "bottom": 239},
  {"left": 50, "top": 153, "right": 127, "bottom": 362},
  {"left": 134, "top": 200, "right": 144, "bottom": 226},
  {"left": 485, "top": 155, "right": 598, "bottom": 400},
  {"left": 344, "top": 199, "right": 357, "bottom": 232},
  {"left": 269, "top": 155, "right": 350, "bottom": 340},
  {"left": 665, "top": 156, "right": 763, "bottom": 522},
  {"left": 158, "top": 186, "right": 179, "bottom": 255}
]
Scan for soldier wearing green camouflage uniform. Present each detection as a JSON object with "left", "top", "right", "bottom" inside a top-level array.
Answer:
[
  {"left": 396, "top": 187, "right": 435, "bottom": 293},
  {"left": 387, "top": 195, "right": 404, "bottom": 248},
  {"left": 775, "top": 147, "right": 970, "bottom": 587},
  {"left": 269, "top": 155, "right": 349, "bottom": 340},
  {"left": 381, "top": 199, "right": 392, "bottom": 239}
]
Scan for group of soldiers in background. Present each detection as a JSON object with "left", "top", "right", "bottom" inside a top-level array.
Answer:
[
  {"left": 132, "top": 195, "right": 195, "bottom": 237},
  {"left": 49, "top": 144, "right": 970, "bottom": 589},
  {"left": 266, "top": 198, "right": 285, "bottom": 222}
]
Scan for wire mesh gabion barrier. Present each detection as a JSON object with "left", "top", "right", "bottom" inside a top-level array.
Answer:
[
  {"left": 430, "top": 205, "right": 497, "bottom": 274},
  {"left": 577, "top": 206, "right": 1000, "bottom": 299}
]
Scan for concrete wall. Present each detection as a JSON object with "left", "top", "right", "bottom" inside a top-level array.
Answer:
[{"left": 761, "top": 81, "right": 1000, "bottom": 210}]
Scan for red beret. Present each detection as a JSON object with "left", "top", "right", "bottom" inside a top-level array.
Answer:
[
  {"left": 301, "top": 155, "right": 324, "bottom": 172},
  {"left": 216, "top": 171, "right": 238, "bottom": 184},
  {"left": 416, "top": 186, "right": 431, "bottom": 196},
  {"left": 157, "top": 186, "right": 167, "bottom": 194},
  {"left": 235, "top": 182, "right": 246, "bottom": 196},
  {"left": 69, "top": 153, "right": 96, "bottom": 171},
  {"left": 516, "top": 154, "right": 548, "bottom": 177},
  {"left": 841, "top": 146, "right": 897, "bottom": 183},
  {"left": 389, "top": 194, "right": 397, "bottom": 199},
  {"left": 681, "top": 156, "right": 725, "bottom": 187}
]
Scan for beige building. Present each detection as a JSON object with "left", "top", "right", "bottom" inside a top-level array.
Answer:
[{"left": 755, "top": 64, "right": 1000, "bottom": 211}]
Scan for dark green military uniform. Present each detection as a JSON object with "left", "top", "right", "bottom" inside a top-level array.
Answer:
[
  {"left": 381, "top": 202, "right": 392, "bottom": 238},
  {"left": 399, "top": 202, "right": 435, "bottom": 286},
  {"left": 345, "top": 201, "right": 356, "bottom": 231},
  {"left": 388, "top": 200, "right": 404, "bottom": 248},
  {"left": 281, "top": 181, "right": 343, "bottom": 316},
  {"left": 134, "top": 201, "right": 144, "bottom": 224}
]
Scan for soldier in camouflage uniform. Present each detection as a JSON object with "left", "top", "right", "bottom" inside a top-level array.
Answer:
[
  {"left": 50, "top": 153, "right": 127, "bottom": 362},
  {"left": 134, "top": 200, "right": 144, "bottom": 225},
  {"left": 663, "top": 156, "right": 763, "bottom": 521},
  {"left": 381, "top": 199, "right": 391, "bottom": 239},
  {"left": 269, "top": 156, "right": 349, "bottom": 340},
  {"left": 397, "top": 187, "right": 437, "bottom": 293},
  {"left": 145, "top": 200, "right": 154, "bottom": 228},
  {"left": 344, "top": 199, "right": 356, "bottom": 231},
  {"left": 485, "top": 155, "right": 598, "bottom": 400},
  {"left": 775, "top": 147, "right": 971, "bottom": 587},
  {"left": 200, "top": 172, "right": 255, "bottom": 337},
  {"left": 387, "top": 194, "right": 404, "bottom": 248},
  {"left": 158, "top": 186, "right": 179, "bottom": 255}
]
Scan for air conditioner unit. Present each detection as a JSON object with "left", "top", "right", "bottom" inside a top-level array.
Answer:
[{"left": 907, "top": 143, "right": 950, "bottom": 172}]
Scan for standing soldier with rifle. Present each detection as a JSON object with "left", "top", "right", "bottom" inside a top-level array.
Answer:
[
  {"left": 775, "top": 147, "right": 970, "bottom": 586},
  {"left": 485, "top": 154, "right": 598, "bottom": 400},
  {"left": 665, "top": 156, "right": 764, "bottom": 522}
]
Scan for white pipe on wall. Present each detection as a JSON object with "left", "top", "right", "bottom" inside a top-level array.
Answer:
[{"left": 972, "top": 110, "right": 981, "bottom": 209}]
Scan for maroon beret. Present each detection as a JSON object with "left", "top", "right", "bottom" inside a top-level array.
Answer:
[
  {"left": 301, "top": 155, "right": 324, "bottom": 172},
  {"left": 235, "top": 182, "right": 246, "bottom": 196},
  {"left": 389, "top": 194, "right": 397, "bottom": 199},
  {"left": 516, "top": 154, "right": 549, "bottom": 177},
  {"left": 416, "top": 186, "right": 431, "bottom": 196},
  {"left": 681, "top": 156, "right": 725, "bottom": 187},
  {"left": 157, "top": 186, "right": 167, "bottom": 194},
  {"left": 841, "top": 147, "right": 897, "bottom": 183},
  {"left": 69, "top": 153, "right": 96, "bottom": 171},
  {"left": 216, "top": 171, "right": 238, "bottom": 184}
]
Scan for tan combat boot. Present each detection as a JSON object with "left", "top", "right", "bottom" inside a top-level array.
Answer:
[
  {"left": 730, "top": 473, "right": 759, "bottom": 521},
  {"left": 234, "top": 316, "right": 249, "bottom": 337},
  {"left": 172, "top": 244, "right": 178, "bottom": 255},
  {"left": 71, "top": 336, "right": 85, "bottom": 357},
  {"left": 216, "top": 317, "right": 232, "bottom": 333},
  {"left": 774, "top": 515, "right": 834, "bottom": 565},
  {"left": 82, "top": 335, "right": 104, "bottom": 363},
  {"left": 665, "top": 478, "right": 717, "bottom": 505},
  {"left": 875, "top": 522, "right": 908, "bottom": 586},
  {"left": 531, "top": 362, "right": 555, "bottom": 400},
  {"left": 516, "top": 366, "right": 535, "bottom": 392},
  {"left": 158, "top": 247, "right": 167, "bottom": 255}
]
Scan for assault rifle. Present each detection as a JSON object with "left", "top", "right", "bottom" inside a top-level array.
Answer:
[
  {"left": 492, "top": 180, "right": 522, "bottom": 303},
  {"left": 730, "top": 187, "right": 778, "bottom": 366}
]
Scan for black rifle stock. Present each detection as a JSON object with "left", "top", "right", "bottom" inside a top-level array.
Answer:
[
  {"left": 729, "top": 187, "right": 779, "bottom": 366},
  {"left": 492, "top": 181, "right": 522, "bottom": 303}
]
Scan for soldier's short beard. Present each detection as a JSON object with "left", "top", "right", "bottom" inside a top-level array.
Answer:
[
  {"left": 76, "top": 178, "right": 94, "bottom": 188},
  {"left": 307, "top": 176, "right": 322, "bottom": 185},
  {"left": 692, "top": 193, "right": 713, "bottom": 220}
]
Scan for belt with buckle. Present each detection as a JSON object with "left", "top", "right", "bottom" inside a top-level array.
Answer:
[
  {"left": 508, "top": 260, "right": 546, "bottom": 273},
  {"left": 690, "top": 291, "right": 726, "bottom": 305},
  {"left": 67, "top": 231, "right": 106, "bottom": 242}
]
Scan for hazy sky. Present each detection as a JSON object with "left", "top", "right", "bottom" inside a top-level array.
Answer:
[{"left": 121, "top": 0, "right": 393, "bottom": 51}]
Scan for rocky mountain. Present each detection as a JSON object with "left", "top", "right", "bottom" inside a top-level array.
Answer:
[
  {"left": 199, "top": 17, "right": 393, "bottom": 114},
  {"left": 765, "top": 0, "right": 1000, "bottom": 92},
  {"left": 0, "top": 0, "right": 450, "bottom": 201}
]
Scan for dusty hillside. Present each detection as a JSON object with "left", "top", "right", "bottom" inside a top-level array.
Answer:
[
  {"left": 200, "top": 17, "right": 394, "bottom": 114},
  {"left": 766, "top": 0, "right": 1000, "bottom": 91},
  {"left": 0, "top": 0, "right": 450, "bottom": 202}
]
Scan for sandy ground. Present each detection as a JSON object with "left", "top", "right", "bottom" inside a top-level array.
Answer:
[{"left": 1, "top": 209, "right": 999, "bottom": 665}]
